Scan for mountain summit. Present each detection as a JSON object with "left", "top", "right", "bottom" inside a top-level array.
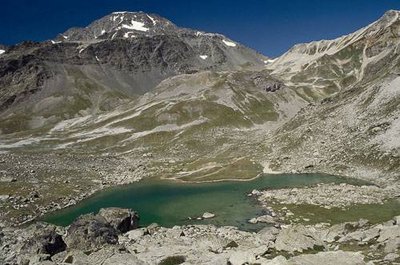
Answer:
[{"left": 56, "top": 11, "right": 180, "bottom": 42}]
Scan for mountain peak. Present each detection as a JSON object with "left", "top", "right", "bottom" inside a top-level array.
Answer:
[
  {"left": 374, "top": 9, "right": 400, "bottom": 25},
  {"left": 383, "top": 9, "right": 400, "bottom": 17},
  {"left": 56, "top": 11, "right": 178, "bottom": 42}
]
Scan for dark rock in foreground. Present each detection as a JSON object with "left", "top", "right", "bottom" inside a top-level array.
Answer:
[
  {"left": 98, "top": 207, "right": 139, "bottom": 233},
  {"left": 64, "top": 207, "right": 139, "bottom": 251},
  {"left": 20, "top": 223, "right": 66, "bottom": 258},
  {"left": 65, "top": 213, "right": 118, "bottom": 251}
]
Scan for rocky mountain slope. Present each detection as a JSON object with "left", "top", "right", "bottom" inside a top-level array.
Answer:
[
  {"left": 264, "top": 10, "right": 400, "bottom": 183},
  {"left": 0, "top": 11, "right": 268, "bottom": 135}
]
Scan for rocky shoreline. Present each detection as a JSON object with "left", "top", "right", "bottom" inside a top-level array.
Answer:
[
  {"left": 1, "top": 148, "right": 399, "bottom": 229},
  {"left": 254, "top": 182, "right": 399, "bottom": 209},
  {"left": 1, "top": 151, "right": 400, "bottom": 264},
  {"left": 0, "top": 152, "right": 150, "bottom": 227},
  {"left": 1, "top": 207, "right": 399, "bottom": 264}
]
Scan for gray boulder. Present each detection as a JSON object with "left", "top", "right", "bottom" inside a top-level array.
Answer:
[
  {"left": 274, "top": 225, "right": 325, "bottom": 253},
  {"left": 20, "top": 222, "right": 66, "bottom": 257},
  {"left": 65, "top": 213, "right": 118, "bottom": 251},
  {"left": 289, "top": 250, "right": 366, "bottom": 265},
  {"left": 98, "top": 207, "right": 139, "bottom": 233}
]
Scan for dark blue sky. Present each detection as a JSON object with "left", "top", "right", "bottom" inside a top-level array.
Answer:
[{"left": 1, "top": 0, "right": 400, "bottom": 57}]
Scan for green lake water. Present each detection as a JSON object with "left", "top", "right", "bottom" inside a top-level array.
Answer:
[{"left": 43, "top": 173, "right": 399, "bottom": 231}]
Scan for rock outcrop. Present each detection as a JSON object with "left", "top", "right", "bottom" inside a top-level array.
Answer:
[
  {"left": 63, "top": 208, "right": 140, "bottom": 252},
  {"left": 274, "top": 225, "right": 325, "bottom": 253},
  {"left": 65, "top": 213, "right": 119, "bottom": 251},
  {"left": 98, "top": 207, "right": 139, "bottom": 233},
  {"left": 2, "top": 208, "right": 400, "bottom": 265}
]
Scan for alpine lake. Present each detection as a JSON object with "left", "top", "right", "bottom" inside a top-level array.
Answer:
[{"left": 43, "top": 173, "right": 400, "bottom": 231}]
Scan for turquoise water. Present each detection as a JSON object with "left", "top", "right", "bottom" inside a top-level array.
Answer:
[{"left": 43, "top": 174, "right": 366, "bottom": 231}]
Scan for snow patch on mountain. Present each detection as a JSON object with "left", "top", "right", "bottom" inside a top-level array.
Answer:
[
  {"left": 199, "top": 55, "right": 208, "bottom": 60},
  {"left": 264, "top": 59, "right": 276, "bottom": 64},
  {"left": 147, "top": 15, "right": 157, "bottom": 25},
  {"left": 222, "top": 40, "right": 237, "bottom": 47},
  {"left": 122, "top": 20, "right": 149, "bottom": 31},
  {"left": 124, "top": 32, "right": 135, "bottom": 38},
  {"left": 0, "top": 50, "right": 5, "bottom": 55}
]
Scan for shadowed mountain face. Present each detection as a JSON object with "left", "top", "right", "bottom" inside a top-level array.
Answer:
[{"left": 0, "top": 11, "right": 268, "bottom": 134}]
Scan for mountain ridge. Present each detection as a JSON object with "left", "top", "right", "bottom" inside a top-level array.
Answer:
[
  {"left": 268, "top": 9, "right": 400, "bottom": 91},
  {"left": 0, "top": 11, "right": 268, "bottom": 136}
]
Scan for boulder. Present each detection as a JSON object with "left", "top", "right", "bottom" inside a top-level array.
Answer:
[
  {"left": 393, "top": 215, "right": 400, "bottom": 225},
  {"left": 102, "top": 253, "right": 147, "bottom": 265},
  {"left": 384, "top": 253, "right": 400, "bottom": 262},
  {"left": 20, "top": 222, "right": 66, "bottom": 257},
  {"left": 274, "top": 225, "right": 325, "bottom": 253},
  {"left": 98, "top": 207, "right": 139, "bottom": 233},
  {"left": 146, "top": 223, "right": 160, "bottom": 235},
  {"left": 126, "top": 228, "right": 146, "bottom": 241},
  {"left": 228, "top": 251, "right": 254, "bottom": 265},
  {"left": 384, "top": 237, "right": 400, "bottom": 253},
  {"left": 338, "top": 227, "right": 380, "bottom": 243},
  {"left": 257, "top": 226, "right": 280, "bottom": 242},
  {"left": 248, "top": 215, "right": 275, "bottom": 224},
  {"left": 65, "top": 213, "right": 118, "bottom": 251},
  {"left": 289, "top": 250, "right": 365, "bottom": 265},
  {"left": 202, "top": 212, "right": 215, "bottom": 219},
  {"left": 377, "top": 225, "right": 400, "bottom": 242},
  {"left": 319, "top": 223, "right": 347, "bottom": 243}
]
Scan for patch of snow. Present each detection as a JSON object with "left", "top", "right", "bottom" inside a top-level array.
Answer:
[
  {"left": 118, "top": 16, "right": 124, "bottom": 24},
  {"left": 222, "top": 39, "right": 237, "bottom": 47},
  {"left": 95, "top": 56, "right": 100, "bottom": 62},
  {"left": 147, "top": 15, "right": 156, "bottom": 25},
  {"left": 111, "top": 32, "right": 118, "bottom": 39},
  {"left": 101, "top": 29, "right": 106, "bottom": 35},
  {"left": 264, "top": 59, "right": 276, "bottom": 64},
  {"left": 122, "top": 20, "right": 149, "bottom": 32},
  {"left": 0, "top": 50, "right": 4, "bottom": 55},
  {"left": 124, "top": 32, "right": 135, "bottom": 38},
  {"left": 78, "top": 48, "right": 85, "bottom": 54},
  {"left": 199, "top": 55, "right": 208, "bottom": 60},
  {"left": 62, "top": 35, "right": 68, "bottom": 39},
  {"left": 196, "top": 31, "right": 203, "bottom": 36}
]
